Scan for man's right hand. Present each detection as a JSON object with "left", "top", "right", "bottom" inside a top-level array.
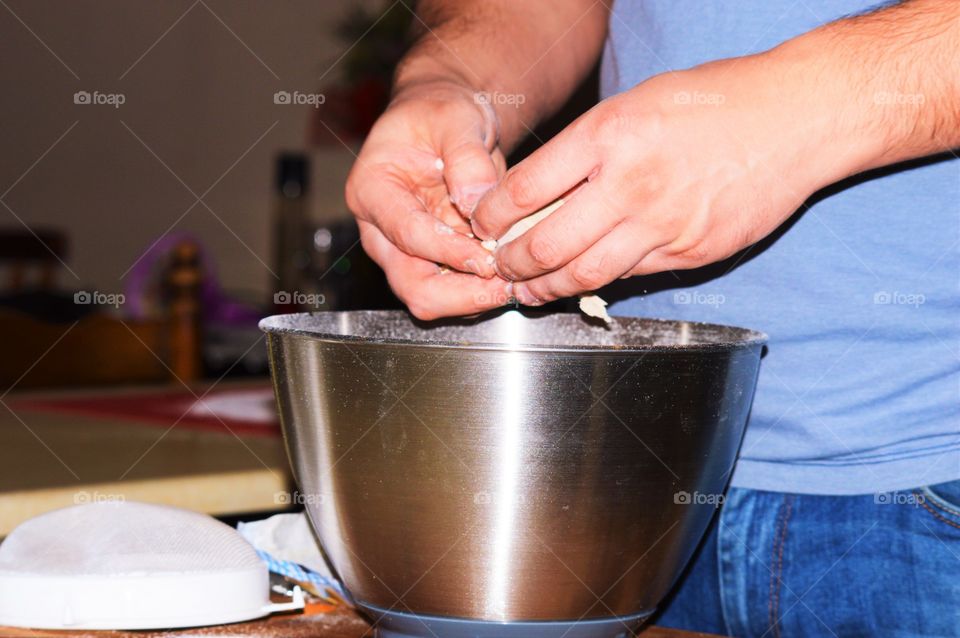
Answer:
[{"left": 345, "top": 81, "right": 513, "bottom": 320}]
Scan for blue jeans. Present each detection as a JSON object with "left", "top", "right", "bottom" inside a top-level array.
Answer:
[{"left": 653, "top": 480, "right": 960, "bottom": 637}]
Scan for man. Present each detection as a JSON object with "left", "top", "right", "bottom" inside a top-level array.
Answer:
[{"left": 345, "top": 1, "right": 959, "bottom": 636}]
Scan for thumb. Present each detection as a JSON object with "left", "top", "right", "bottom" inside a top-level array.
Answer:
[
  {"left": 443, "top": 141, "right": 499, "bottom": 218},
  {"left": 441, "top": 99, "right": 501, "bottom": 218}
]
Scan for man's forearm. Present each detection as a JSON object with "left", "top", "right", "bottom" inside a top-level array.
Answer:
[
  {"left": 773, "top": 0, "right": 959, "bottom": 183},
  {"left": 395, "top": 1, "right": 608, "bottom": 150}
]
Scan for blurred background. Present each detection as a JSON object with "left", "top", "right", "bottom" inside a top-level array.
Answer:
[{"left": 0, "top": 0, "right": 596, "bottom": 533}]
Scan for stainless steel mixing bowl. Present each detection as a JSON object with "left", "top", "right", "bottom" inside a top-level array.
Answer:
[{"left": 261, "top": 310, "right": 765, "bottom": 634}]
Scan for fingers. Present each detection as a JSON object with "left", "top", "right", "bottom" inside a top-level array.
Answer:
[
  {"left": 511, "top": 219, "right": 665, "bottom": 305},
  {"left": 493, "top": 181, "right": 624, "bottom": 281},
  {"left": 471, "top": 116, "right": 600, "bottom": 240},
  {"left": 441, "top": 133, "right": 500, "bottom": 219},
  {"left": 359, "top": 221, "right": 514, "bottom": 320},
  {"left": 354, "top": 177, "right": 497, "bottom": 277}
]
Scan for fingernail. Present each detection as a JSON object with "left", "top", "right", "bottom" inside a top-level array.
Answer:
[
  {"left": 493, "top": 255, "right": 516, "bottom": 282},
  {"left": 471, "top": 256, "right": 498, "bottom": 278},
  {"left": 472, "top": 218, "right": 494, "bottom": 240},
  {"left": 514, "top": 284, "right": 544, "bottom": 306},
  {"left": 464, "top": 258, "right": 493, "bottom": 277},
  {"left": 453, "top": 183, "right": 495, "bottom": 215},
  {"left": 504, "top": 282, "right": 516, "bottom": 306}
]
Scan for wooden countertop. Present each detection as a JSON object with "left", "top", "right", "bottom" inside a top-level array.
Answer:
[
  {"left": 0, "top": 605, "right": 722, "bottom": 637},
  {"left": 0, "top": 382, "right": 290, "bottom": 535}
]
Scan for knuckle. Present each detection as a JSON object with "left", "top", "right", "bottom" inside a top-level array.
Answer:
[
  {"left": 503, "top": 168, "right": 539, "bottom": 210},
  {"left": 670, "top": 238, "right": 711, "bottom": 264},
  {"left": 570, "top": 259, "right": 607, "bottom": 290},
  {"left": 524, "top": 281, "right": 554, "bottom": 305},
  {"left": 527, "top": 233, "right": 563, "bottom": 270},
  {"left": 592, "top": 101, "right": 663, "bottom": 147},
  {"left": 595, "top": 104, "right": 634, "bottom": 139},
  {"left": 344, "top": 171, "right": 362, "bottom": 215},
  {"left": 625, "top": 170, "right": 664, "bottom": 201},
  {"left": 358, "top": 225, "right": 378, "bottom": 256},
  {"left": 391, "top": 217, "right": 419, "bottom": 255},
  {"left": 405, "top": 298, "right": 438, "bottom": 321}
]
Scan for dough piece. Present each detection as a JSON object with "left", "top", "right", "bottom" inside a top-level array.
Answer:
[
  {"left": 483, "top": 198, "right": 613, "bottom": 324},
  {"left": 577, "top": 294, "right": 613, "bottom": 324},
  {"left": 498, "top": 198, "right": 566, "bottom": 244}
]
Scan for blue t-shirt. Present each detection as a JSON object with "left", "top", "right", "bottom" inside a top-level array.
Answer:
[{"left": 601, "top": 0, "right": 959, "bottom": 494}]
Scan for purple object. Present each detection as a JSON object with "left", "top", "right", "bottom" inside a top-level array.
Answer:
[{"left": 124, "top": 232, "right": 261, "bottom": 327}]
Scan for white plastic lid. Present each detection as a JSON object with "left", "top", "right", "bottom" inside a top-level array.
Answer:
[{"left": 0, "top": 501, "right": 302, "bottom": 630}]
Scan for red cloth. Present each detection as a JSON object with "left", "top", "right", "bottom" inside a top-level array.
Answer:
[{"left": 13, "top": 386, "right": 281, "bottom": 438}]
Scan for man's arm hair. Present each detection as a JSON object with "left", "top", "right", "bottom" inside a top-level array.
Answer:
[
  {"left": 778, "top": 0, "right": 959, "bottom": 174},
  {"left": 395, "top": 1, "right": 609, "bottom": 150}
]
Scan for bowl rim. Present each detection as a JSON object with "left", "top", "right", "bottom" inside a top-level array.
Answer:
[{"left": 259, "top": 310, "right": 767, "bottom": 353}]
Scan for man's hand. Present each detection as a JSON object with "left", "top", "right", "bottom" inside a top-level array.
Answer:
[
  {"left": 471, "top": 58, "right": 825, "bottom": 306},
  {"left": 344, "top": 0, "right": 608, "bottom": 320},
  {"left": 472, "top": 0, "right": 959, "bottom": 307},
  {"left": 345, "top": 81, "right": 513, "bottom": 320}
]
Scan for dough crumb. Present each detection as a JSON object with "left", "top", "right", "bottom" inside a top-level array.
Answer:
[
  {"left": 578, "top": 294, "right": 613, "bottom": 324},
  {"left": 434, "top": 157, "right": 444, "bottom": 171}
]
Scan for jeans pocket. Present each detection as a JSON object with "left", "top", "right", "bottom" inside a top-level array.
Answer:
[{"left": 920, "top": 479, "right": 960, "bottom": 531}]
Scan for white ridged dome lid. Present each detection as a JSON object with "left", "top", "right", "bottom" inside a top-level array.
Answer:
[{"left": 0, "top": 501, "right": 301, "bottom": 629}]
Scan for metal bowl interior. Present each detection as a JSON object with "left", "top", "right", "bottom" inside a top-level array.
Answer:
[
  {"left": 258, "top": 309, "right": 766, "bottom": 351},
  {"left": 261, "top": 310, "right": 765, "bottom": 628}
]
